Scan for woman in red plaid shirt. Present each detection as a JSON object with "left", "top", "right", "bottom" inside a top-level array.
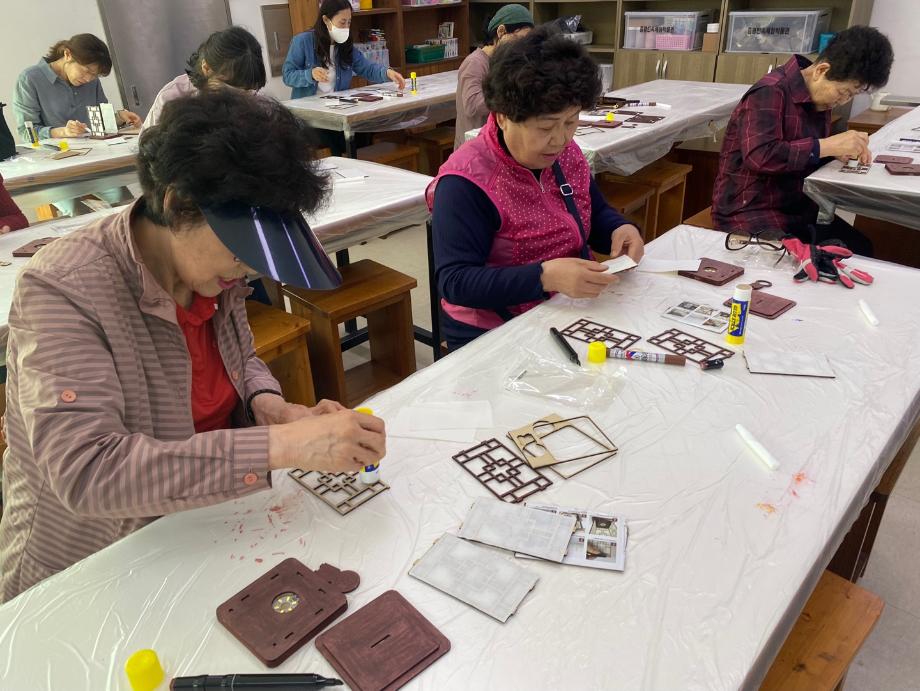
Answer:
[{"left": 712, "top": 26, "right": 893, "bottom": 257}]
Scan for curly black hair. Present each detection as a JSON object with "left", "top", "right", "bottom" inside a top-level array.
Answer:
[
  {"left": 137, "top": 89, "right": 328, "bottom": 227},
  {"left": 818, "top": 25, "right": 893, "bottom": 90},
  {"left": 186, "top": 26, "right": 267, "bottom": 91},
  {"left": 483, "top": 25, "right": 600, "bottom": 122}
]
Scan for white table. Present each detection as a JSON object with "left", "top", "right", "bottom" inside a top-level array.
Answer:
[
  {"left": 0, "top": 158, "right": 431, "bottom": 346},
  {"left": 282, "top": 71, "right": 458, "bottom": 156},
  {"left": 466, "top": 80, "right": 750, "bottom": 176},
  {"left": 1, "top": 225, "right": 917, "bottom": 690},
  {"left": 0, "top": 137, "right": 139, "bottom": 192},
  {"left": 805, "top": 105, "right": 920, "bottom": 229}
]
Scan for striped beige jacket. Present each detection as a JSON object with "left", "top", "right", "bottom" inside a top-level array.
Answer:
[{"left": 0, "top": 203, "right": 279, "bottom": 602}]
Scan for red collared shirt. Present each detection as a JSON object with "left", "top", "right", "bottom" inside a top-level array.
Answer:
[
  {"left": 175, "top": 293, "right": 240, "bottom": 433},
  {"left": 712, "top": 55, "right": 831, "bottom": 234}
]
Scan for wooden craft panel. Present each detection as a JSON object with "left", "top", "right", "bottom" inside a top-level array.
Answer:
[
  {"left": 561, "top": 319, "right": 640, "bottom": 350},
  {"left": 289, "top": 469, "right": 388, "bottom": 515},
  {"left": 647, "top": 328, "right": 734, "bottom": 365},
  {"left": 452, "top": 439, "right": 552, "bottom": 503}
]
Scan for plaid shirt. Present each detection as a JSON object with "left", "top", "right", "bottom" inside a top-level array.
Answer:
[{"left": 712, "top": 55, "right": 831, "bottom": 234}]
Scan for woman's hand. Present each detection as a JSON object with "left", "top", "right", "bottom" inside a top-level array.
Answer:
[
  {"left": 610, "top": 224, "right": 645, "bottom": 262},
  {"left": 251, "top": 393, "right": 346, "bottom": 426},
  {"left": 52, "top": 120, "right": 88, "bottom": 138},
  {"left": 820, "top": 130, "right": 871, "bottom": 164},
  {"left": 268, "top": 409, "right": 386, "bottom": 474},
  {"left": 540, "top": 257, "right": 618, "bottom": 298},
  {"left": 312, "top": 67, "right": 330, "bottom": 83},
  {"left": 387, "top": 69, "right": 406, "bottom": 90},
  {"left": 0, "top": 226, "right": 11, "bottom": 235},
  {"left": 117, "top": 110, "right": 142, "bottom": 128}
]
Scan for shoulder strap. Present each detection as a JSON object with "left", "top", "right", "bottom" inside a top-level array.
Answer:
[{"left": 551, "top": 161, "right": 590, "bottom": 260}]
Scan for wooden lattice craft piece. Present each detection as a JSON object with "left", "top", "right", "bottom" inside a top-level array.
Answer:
[
  {"left": 560, "top": 319, "right": 641, "bottom": 350},
  {"left": 647, "top": 328, "right": 734, "bottom": 365},
  {"left": 452, "top": 439, "right": 552, "bottom": 503},
  {"left": 289, "top": 469, "right": 389, "bottom": 515}
]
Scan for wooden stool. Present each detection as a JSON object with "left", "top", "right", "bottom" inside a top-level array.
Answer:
[
  {"left": 357, "top": 141, "right": 420, "bottom": 172},
  {"left": 412, "top": 126, "right": 456, "bottom": 175},
  {"left": 683, "top": 205, "right": 718, "bottom": 231},
  {"left": 283, "top": 259, "right": 417, "bottom": 407},
  {"left": 600, "top": 160, "right": 692, "bottom": 240},
  {"left": 245, "top": 301, "right": 316, "bottom": 407},
  {"left": 594, "top": 179, "right": 655, "bottom": 240},
  {"left": 761, "top": 570, "right": 883, "bottom": 690}
]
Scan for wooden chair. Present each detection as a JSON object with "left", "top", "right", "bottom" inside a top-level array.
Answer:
[
  {"left": 357, "top": 142, "right": 420, "bottom": 172},
  {"left": 245, "top": 301, "right": 316, "bottom": 407},
  {"left": 600, "top": 160, "right": 693, "bottom": 240},
  {"left": 594, "top": 178, "right": 655, "bottom": 240},
  {"left": 283, "top": 259, "right": 417, "bottom": 407},
  {"left": 683, "top": 205, "right": 718, "bottom": 230},
  {"left": 411, "top": 126, "right": 456, "bottom": 175},
  {"left": 760, "top": 570, "right": 883, "bottom": 691}
]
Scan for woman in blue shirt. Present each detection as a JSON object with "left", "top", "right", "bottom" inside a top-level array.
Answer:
[{"left": 283, "top": 0, "right": 406, "bottom": 99}]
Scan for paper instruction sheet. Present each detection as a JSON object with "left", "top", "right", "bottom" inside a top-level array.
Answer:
[
  {"left": 520, "top": 504, "right": 627, "bottom": 572},
  {"left": 458, "top": 497, "right": 575, "bottom": 562},
  {"left": 409, "top": 534, "right": 537, "bottom": 622}
]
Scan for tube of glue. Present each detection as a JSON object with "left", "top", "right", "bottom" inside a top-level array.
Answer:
[
  {"left": 354, "top": 406, "right": 379, "bottom": 484},
  {"left": 410, "top": 72, "right": 417, "bottom": 94},
  {"left": 726, "top": 283, "right": 752, "bottom": 345}
]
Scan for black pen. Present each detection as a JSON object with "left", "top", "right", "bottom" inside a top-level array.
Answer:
[
  {"left": 170, "top": 673, "right": 343, "bottom": 689},
  {"left": 549, "top": 327, "right": 581, "bottom": 366},
  {"left": 899, "top": 137, "right": 920, "bottom": 143}
]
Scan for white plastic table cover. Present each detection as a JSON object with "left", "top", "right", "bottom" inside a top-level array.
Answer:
[
  {"left": 466, "top": 80, "right": 750, "bottom": 176},
  {"left": 804, "top": 105, "right": 920, "bottom": 229},
  {"left": 1, "top": 225, "right": 918, "bottom": 691},
  {"left": 0, "top": 157, "right": 431, "bottom": 342},
  {"left": 0, "top": 137, "right": 139, "bottom": 192},
  {"left": 281, "top": 71, "right": 458, "bottom": 135}
]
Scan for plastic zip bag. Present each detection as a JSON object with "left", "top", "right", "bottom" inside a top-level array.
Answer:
[{"left": 504, "top": 349, "right": 625, "bottom": 410}]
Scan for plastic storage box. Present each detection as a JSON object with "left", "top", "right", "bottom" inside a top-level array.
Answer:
[
  {"left": 726, "top": 9, "right": 831, "bottom": 53},
  {"left": 623, "top": 10, "right": 715, "bottom": 51},
  {"left": 564, "top": 30, "right": 594, "bottom": 45},
  {"left": 406, "top": 44, "right": 445, "bottom": 63}
]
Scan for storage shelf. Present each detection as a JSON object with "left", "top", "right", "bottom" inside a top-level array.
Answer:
[
  {"left": 586, "top": 44, "right": 616, "bottom": 52},
  {"left": 354, "top": 7, "right": 399, "bottom": 15},
  {"left": 405, "top": 56, "right": 464, "bottom": 69},
  {"left": 402, "top": 1, "right": 465, "bottom": 11}
]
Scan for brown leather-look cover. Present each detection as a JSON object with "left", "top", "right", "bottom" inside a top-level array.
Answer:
[
  {"left": 723, "top": 291, "right": 796, "bottom": 319},
  {"left": 216, "top": 558, "right": 360, "bottom": 667},
  {"left": 885, "top": 162, "right": 920, "bottom": 175},
  {"left": 12, "top": 237, "right": 58, "bottom": 257},
  {"left": 316, "top": 590, "right": 450, "bottom": 691},
  {"left": 678, "top": 257, "right": 744, "bottom": 286},
  {"left": 874, "top": 154, "right": 913, "bottom": 164}
]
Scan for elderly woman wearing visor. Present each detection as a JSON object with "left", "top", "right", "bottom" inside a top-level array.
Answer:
[{"left": 0, "top": 90, "right": 386, "bottom": 602}]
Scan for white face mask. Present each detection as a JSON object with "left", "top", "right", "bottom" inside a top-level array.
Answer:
[{"left": 328, "top": 25, "right": 349, "bottom": 44}]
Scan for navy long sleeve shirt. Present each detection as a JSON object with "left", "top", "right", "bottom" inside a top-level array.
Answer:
[{"left": 432, "top": 175, "right": 631, "bottom": 310}]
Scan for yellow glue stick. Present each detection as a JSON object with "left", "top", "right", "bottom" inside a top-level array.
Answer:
[{"left": 354, "top": 407, "right": 379, "bottom": 484}]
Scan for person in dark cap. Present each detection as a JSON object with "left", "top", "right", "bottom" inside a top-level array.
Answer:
[
  {"left": 0, "top": 89, "right": 386, "bottom": 602},
  {"left": 453, "top": 4, "right": 534, "bottom": 150}
]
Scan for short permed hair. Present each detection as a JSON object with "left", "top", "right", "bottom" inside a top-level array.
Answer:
[
  {"left": 137, "top": 89, "right": 327, "bottom": 227},
  {"left": 483, "top": 26, "right": 601, "bottom": 122},
  {"left": 818, "top": 25, "right": 893, "bottom": 90}
]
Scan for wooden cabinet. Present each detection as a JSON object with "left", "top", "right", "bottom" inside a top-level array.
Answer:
[
  {"left": 715, "top": 53, "right": 791, "bottom": 84},
  {"left": 613, "top": 50, "right": 715, "bottom": 88},
  {"left": 262, "top": 4, "right": 295, "bottom": 78}
]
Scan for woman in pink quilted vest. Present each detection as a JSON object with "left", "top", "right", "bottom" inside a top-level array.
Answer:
[{"left": 427, "top": 27, "right": 644, "bottom": 350}]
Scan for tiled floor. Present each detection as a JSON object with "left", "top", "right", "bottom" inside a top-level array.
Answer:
[{"left": 350, "top": 225, "right": 920, "bottom": 690}]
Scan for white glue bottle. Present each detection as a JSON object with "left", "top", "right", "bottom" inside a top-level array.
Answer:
[
  {"left": 726, "top": 283, "right": 752, "bottom": 345},
  {"left": 355, "top": 407, "right": 379, "bottom": 484}
]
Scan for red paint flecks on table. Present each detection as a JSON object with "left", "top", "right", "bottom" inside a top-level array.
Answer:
[
  {"left": 756, "top": 502, "right": 777, "bottom": 515},
  {"left": 255, "top": 558, "right": 263, "bottom": 564}
]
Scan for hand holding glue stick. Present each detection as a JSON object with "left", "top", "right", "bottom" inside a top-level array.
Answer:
[{"left": 355, "top": 407, "right": 381, "bottom": 483}]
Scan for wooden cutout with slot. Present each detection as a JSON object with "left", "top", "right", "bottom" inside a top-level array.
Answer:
[
  {"left": 216, "top": 558, "right": 360, "bottom": 667},
  {"left": 678, "top": 257, "right": 744, "bottom": 286},
  {"left": 316, "top": 590, "right": 450, "bottom": 691},
  {"left": 12, "top": 237, "right": 58, "bottom": 257}
]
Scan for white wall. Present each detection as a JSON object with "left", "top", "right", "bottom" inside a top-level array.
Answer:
[
  {"left": 851, "top": 0, "right": 920, "bottom": 113},
  {"left": 227, "top": 0, "right": 291, "bottom": 102},
  {"left": 1, "top": 0, "right": 123, "bottom": 141}
]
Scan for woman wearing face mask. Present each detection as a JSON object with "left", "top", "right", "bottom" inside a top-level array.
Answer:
[
  {"left": 454, "top": 4, "right": 534, "bottom": 150},
  {"left": 142, "top": 26, "right": 267, "bottom": 132},
  {"left": 12, "top": 34, "right": 141, "bottom": 140},
  {"left": 283, "top": 0, "right": 406, "bottom": 100}
]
